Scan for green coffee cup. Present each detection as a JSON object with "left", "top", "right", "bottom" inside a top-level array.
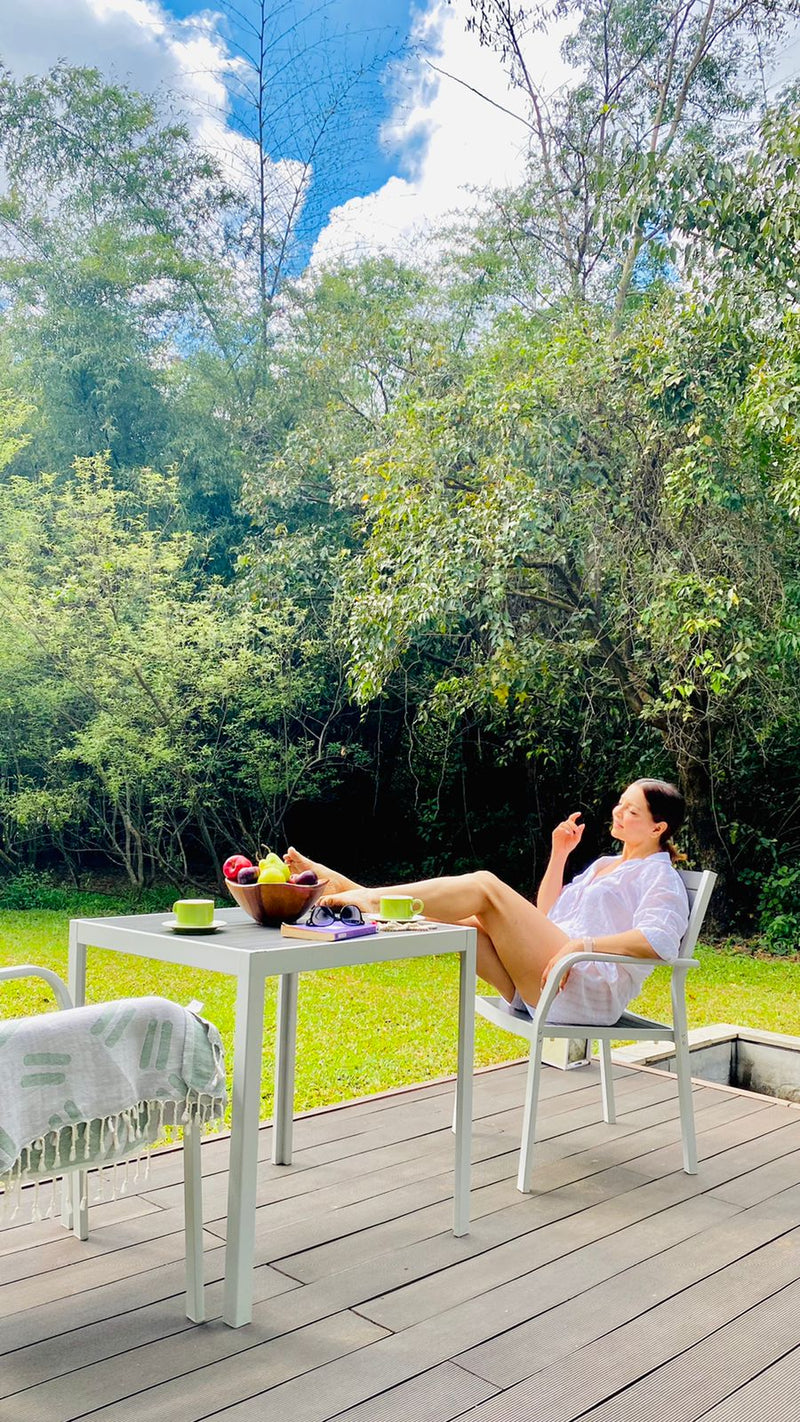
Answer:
[
  {"left": 172, "top": 898, "right": 214, "bottom": 928},
  {"left": 379, "top": 895, "right": 423, "bottom": 921}
]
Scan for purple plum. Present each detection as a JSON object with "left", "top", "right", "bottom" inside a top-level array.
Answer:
[
  {"left": 237, "top": 865, "right": 260, "bottom": 885},
  {"left": 290, "top": 869, "right": 318, "bottom": 885}
]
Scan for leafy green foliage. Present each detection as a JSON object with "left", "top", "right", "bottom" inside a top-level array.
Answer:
[
  {"left": 758, "top": 864, "right": 800, "bottom": 955},
  {"left": 328, "top": 287, "right": 798, "bottom": 881},
  {"left": 0, "top": 455, "right": 342, "bottom": 883}
]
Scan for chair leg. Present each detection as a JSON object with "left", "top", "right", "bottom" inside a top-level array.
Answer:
[
  {"left": 63, "top": 1171, "right": 88, "bottom": 1240},
  {"left": 183, "top": 1118, "right": 204, "bottom": 1322},
  {"left": 671, "top": 976, "right": 697, "bottom": 1175},
  {"left": 599, "top": 1039, "right": 616, "bottom": 1124},
  {"left": 517, "top": 1040, "right": 544, "bottom": 1193}
]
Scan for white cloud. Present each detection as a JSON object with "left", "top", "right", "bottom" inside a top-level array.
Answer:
[
  {"left": 0, "top": 0, "right": 303, "bottom": 245},
  {"left": 0, "top": 0, "right": 572, "bottom": 273},
  {"left": 1, "top": 0, "right": 220, "bottom": 105},
  {"left": 309, "top": 1, "right": 573, "bottom": 270}
]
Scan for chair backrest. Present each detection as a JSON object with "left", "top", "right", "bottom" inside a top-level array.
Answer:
[{"left": 677, "top": 868, "right": 717, "bottom": 958}]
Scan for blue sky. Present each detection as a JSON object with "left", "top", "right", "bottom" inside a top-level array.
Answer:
[
  {"left": 3, "top": 0, "right": 795, "bottom": 272},
  {"left": 0, "top": 0, "right": 540, "bottom": 269},
  {"left": 163, "top": 0, "right": 415, "bottom": 234}
]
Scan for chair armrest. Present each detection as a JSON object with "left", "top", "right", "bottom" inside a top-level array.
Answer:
[
  {"left": 581, "top": 953, "right": 700, "bottom": 972},
  {"left": 0, "top": 965, "right": 74, "bottom": 1010}
]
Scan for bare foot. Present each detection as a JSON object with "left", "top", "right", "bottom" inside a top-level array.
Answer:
[
  {"left": 319, "top": 887, "right": 382, "bottom": 914},
  {"left": 283, "top": 847, "right": 360, "bottom": 896}
]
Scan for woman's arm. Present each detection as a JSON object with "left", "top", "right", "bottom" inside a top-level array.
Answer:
[
  {"left": 542, "top": 863, "right": 689, "bottom": 990},
  {"left": 537, "top": 812, "right": 585, "bottom": 916},
  {"left": 536, "top": 855, "right": 569, "bottom": 916},
  {"left": 592, "top": 929, "right": 658, "bottom": 960},
  {"left": 540, "top": 929, "right": 657, "bottom": 993}
]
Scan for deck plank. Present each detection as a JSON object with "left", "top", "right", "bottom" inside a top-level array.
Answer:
[
  {"left": 448, "top": 1217, "right": 800, "bottom": 1422},
  {"left": 569, "top": 1277, "right": 800, "bottom": 1422},
  {"left": 327, "top": 1362, "right": 498, "bottom": 1422},
  {"left": 695, "top": 1343, "right": 800, "bottom": 1422}
]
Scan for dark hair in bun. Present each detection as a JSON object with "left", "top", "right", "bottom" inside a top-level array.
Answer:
[{"left": 632, "top": 779, "right": 686, "bottom": 863}]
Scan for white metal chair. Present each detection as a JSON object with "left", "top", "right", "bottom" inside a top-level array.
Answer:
[
  {"left": 0, "top": 966, "right": 220, "bottom": 1321},
  {"left": 475, "top": 868, "right": 717, "bottom": 1192}
]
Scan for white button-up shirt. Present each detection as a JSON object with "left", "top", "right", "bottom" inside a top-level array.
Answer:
[{"left": 541, "top": 851, "right": 690, "bottom": 1025}]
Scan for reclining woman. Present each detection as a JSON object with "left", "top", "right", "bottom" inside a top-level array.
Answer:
[{"left": 286, "top": 778, "right": 690, "bottom": 1026}]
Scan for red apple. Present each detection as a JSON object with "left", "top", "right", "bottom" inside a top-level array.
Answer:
[{"left": 222, "top": 853, "right": 252, "bottom": 880}]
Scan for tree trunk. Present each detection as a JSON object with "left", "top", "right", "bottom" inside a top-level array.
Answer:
[{"left": 674, "top": 739, "right": 729, "bottom": 925}]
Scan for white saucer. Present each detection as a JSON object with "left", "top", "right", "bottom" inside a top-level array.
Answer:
[
  {"left": 162, "top": 919, "right": 226, "bottom": 934},
  {"left": 367, "top": 914, "right": 425, "bottom": 927}
]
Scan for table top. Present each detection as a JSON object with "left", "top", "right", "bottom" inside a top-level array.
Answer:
[{"left": 70, "top": 907, "right": 476, "bottom": 976}]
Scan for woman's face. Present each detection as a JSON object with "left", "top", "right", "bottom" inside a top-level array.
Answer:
[{"left": 610, "top": 783, "right": 667, "bottom": 851}]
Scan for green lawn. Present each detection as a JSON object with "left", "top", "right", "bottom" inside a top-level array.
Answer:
[{"left": 2, "top": 909, "right": 799, "bottom": 1124}]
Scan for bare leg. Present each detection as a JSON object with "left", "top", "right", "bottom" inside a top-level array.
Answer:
[
  {"left": 463, "top": 915, "right": 516, "bottom": 1003},
  {"left": 287, "top": 854, "right": 516, "bottom": 998},
  {"left": 284, "top": 847, "right": 361, "bottom": 896},
  {"left": 322, "top": 871, "right": 569, "bottom": 1008}
]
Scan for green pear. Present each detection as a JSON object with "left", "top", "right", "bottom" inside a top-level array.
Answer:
[{"left": 258, "top": 866, "right": 286, "bottom": 884}]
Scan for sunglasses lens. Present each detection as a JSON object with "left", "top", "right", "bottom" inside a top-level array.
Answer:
[
  {"left": 339, "top": 904, "right": 364, "bottom": 924},
  {"left": 308, "top": 904, "right": 334, "bottom": 926}
]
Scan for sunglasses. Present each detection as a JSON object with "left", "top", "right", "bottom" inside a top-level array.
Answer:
[{"left": 306, "top": 903, "right": 365, "bottom": 928}]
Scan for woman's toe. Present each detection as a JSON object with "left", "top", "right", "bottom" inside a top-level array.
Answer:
[{"left": 284, "top": 846, "right": 313, "bottom": 872}]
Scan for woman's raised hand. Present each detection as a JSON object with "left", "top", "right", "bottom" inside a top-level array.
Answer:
[{"left": 551, "top": 811, "right": 585, "bottom": 858}]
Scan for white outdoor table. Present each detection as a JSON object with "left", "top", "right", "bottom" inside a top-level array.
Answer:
[{"left": 67, "top": 907, "right": 477, "bottom": 1327}]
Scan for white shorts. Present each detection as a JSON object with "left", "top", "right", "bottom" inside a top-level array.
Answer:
[{"left": 513, "top": 960, "right": 624, "bottom": 1027}]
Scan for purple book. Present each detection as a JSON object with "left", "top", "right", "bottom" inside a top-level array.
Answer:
[{"left": 280, "top": 920, "right": 378, "bottom": 942}]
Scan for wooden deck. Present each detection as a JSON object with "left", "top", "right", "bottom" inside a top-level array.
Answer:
[{"left": 3, "top": 1057, "right": 800, "bottom": 1422}]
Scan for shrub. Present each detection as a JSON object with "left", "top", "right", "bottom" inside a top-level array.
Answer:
[
  {"left": 758, "top": 864, "right": 800, "bottom": 956},
  {"left": 0, "top": 873, "right": 175, "bottom": 916}
]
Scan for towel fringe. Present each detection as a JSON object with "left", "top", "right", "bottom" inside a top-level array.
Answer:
[{"left": 0, "top": 1090, "right": 225, "bottom": 1224}]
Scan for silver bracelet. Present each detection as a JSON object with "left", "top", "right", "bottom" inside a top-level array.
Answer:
[{"left": 583, "top": 936, "right": 595, "bottom": 954}]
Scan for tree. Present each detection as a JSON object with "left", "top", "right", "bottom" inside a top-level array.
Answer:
[
  {"left": 288, "top": 2, "right": 800, "bottom": 883},
  {"left": 210, "top": 1, "right": 403, "bottom": 357},
  {"left": 318, "top": 264, "right": 799, "bottom": 880},
  {"left": 0, "top": 64, "right": 255, "bottom": 562},
  {"left": 448, "top": 0, "right": 798, "bottom": 308},
  {"left": 0, "top": 63, "right": 240, "bottom": 357},
  {"left": 0, "top": 454, "right": 346, "bottom": 883}
]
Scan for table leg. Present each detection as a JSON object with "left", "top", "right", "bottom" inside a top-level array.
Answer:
[
  {"left": 63, "top": 923, "right": 88, "bottom": 1238},
  {"left": 67, "top": 922, "right": 87, "bottom": 1008},
  {"left": 273, "top": 972, "right": 298, "bottom": 1165},
  {"left": 453, "top": 931, "right": 476, "bottom": 1236},
  {"left": 223, "top": 962, "right": 266, "bottom": 1328},
  {"left": 183, "top": 1117, "right": 204, "bottom": 1323}
]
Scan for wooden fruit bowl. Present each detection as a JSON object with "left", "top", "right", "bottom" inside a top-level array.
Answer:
[{"left": 225, "top": 877, "right": 328, "bottom": 927}]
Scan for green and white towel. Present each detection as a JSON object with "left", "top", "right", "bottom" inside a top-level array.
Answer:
[{"left": 0, "top": 996, "right": 226, "bottom": 1202}]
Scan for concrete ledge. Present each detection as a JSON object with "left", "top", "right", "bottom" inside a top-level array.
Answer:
[
  {"left": 612, "top": 1022, "right": 800, "bottom": 1104},
  {"left": 613, "top": 1022, "right": 800, "bottom": 1067}
]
